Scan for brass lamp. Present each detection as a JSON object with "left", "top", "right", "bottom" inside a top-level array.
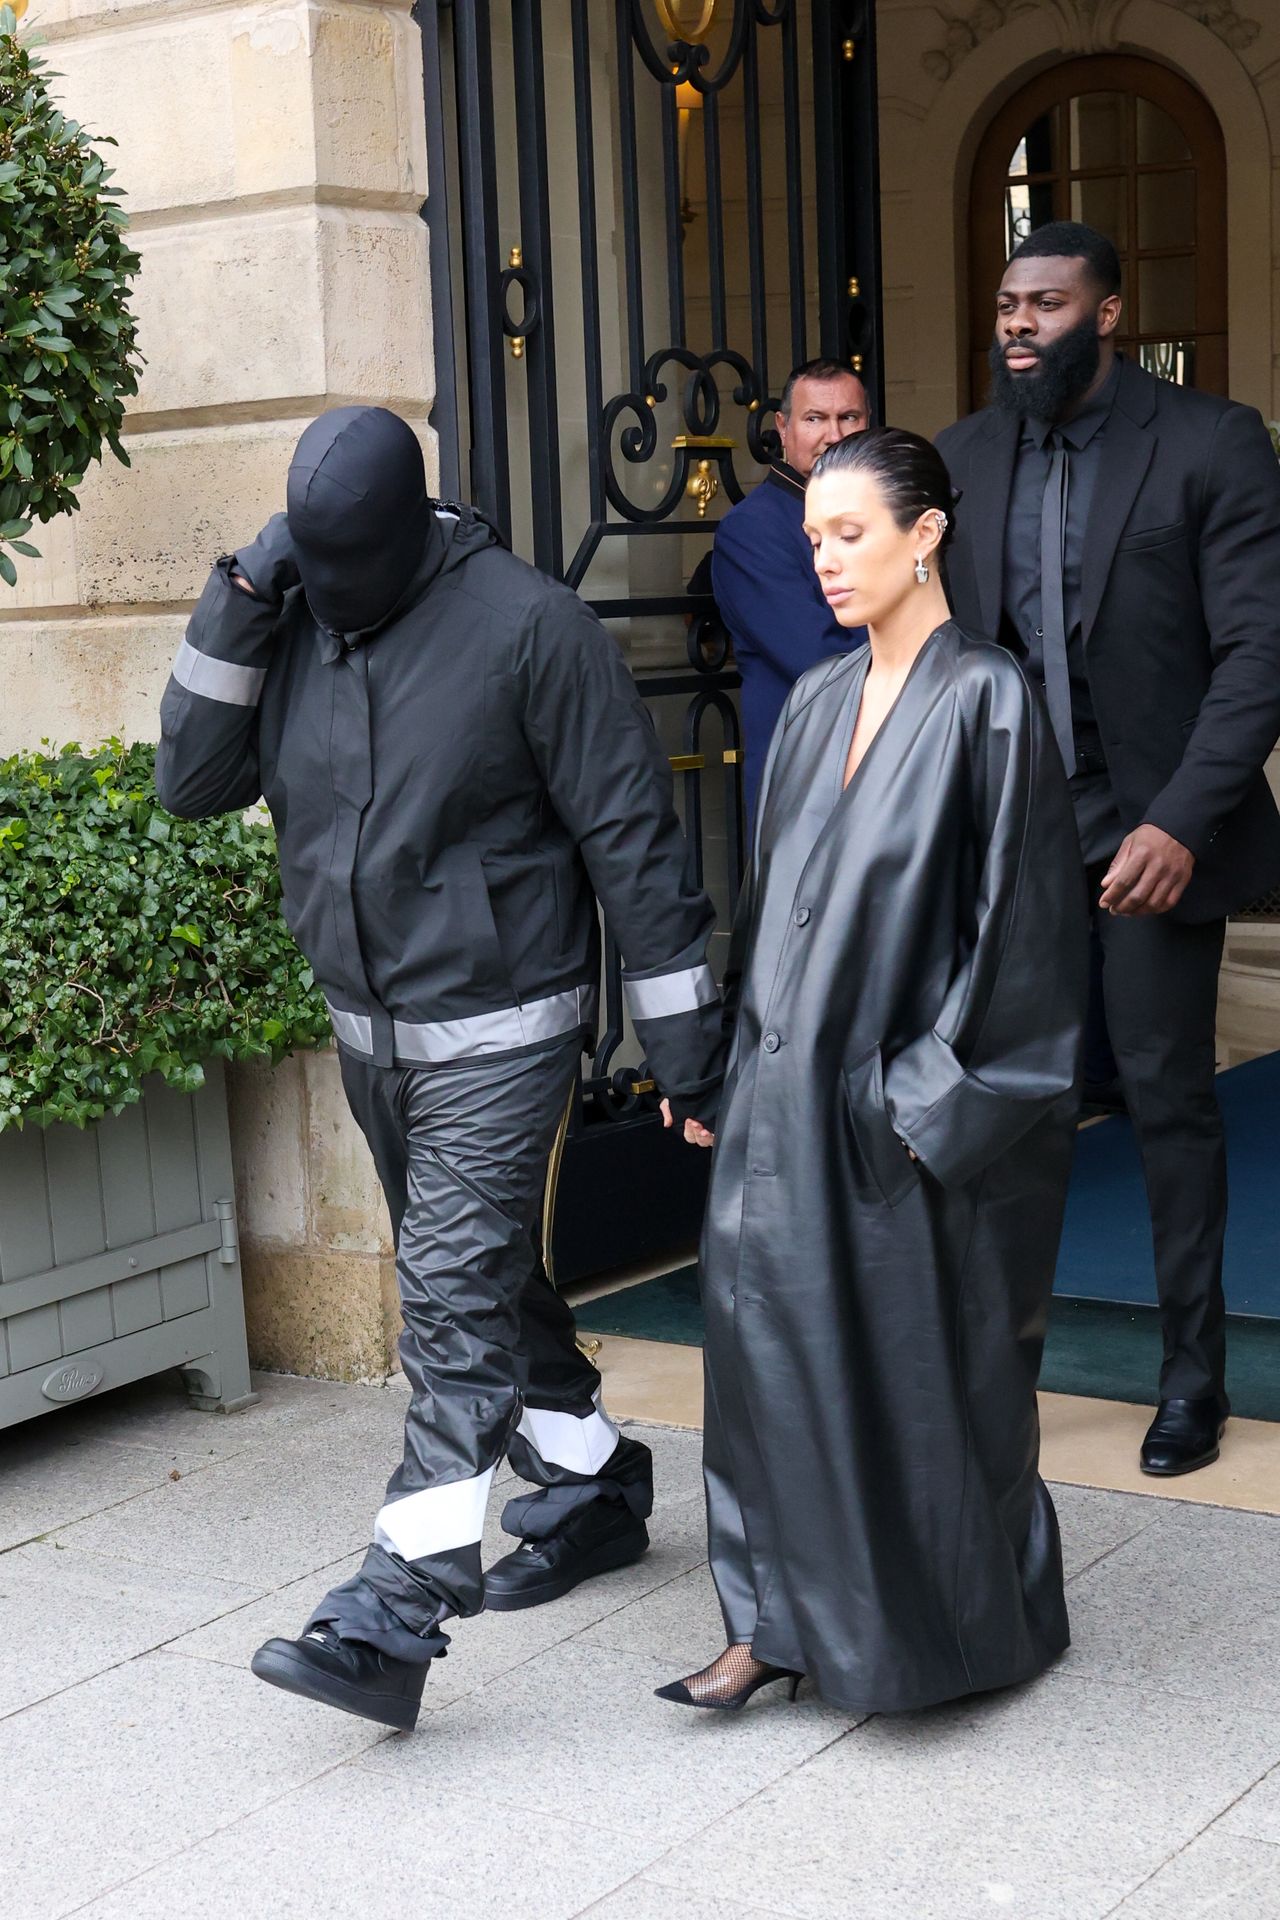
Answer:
[{"left": 655, "top": 0, "right": 717, "bottom": 40}]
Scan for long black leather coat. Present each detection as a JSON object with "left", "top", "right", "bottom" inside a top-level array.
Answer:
[{"left": 700, "top": 621, "right": 1088, "bottom": 1713}]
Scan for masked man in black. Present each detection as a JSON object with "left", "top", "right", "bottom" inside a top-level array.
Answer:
[
  {"left": 157, "top": 407, "right": 725, "bottom": 1730},
  {"left": 937, "top": 223, "right": 1280, "bottom": 1477}
]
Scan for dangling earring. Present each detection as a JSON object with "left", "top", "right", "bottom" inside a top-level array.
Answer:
[{"left": 914, "top": 556, "right": 929, "bottom": 585}]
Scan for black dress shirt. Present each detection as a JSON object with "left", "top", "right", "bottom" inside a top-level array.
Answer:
[{"left": 1002, "top": 359, "right": 1124, "bottom": 863}]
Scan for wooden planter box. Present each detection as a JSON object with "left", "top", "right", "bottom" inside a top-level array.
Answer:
[{"left": 0, "top": 1059, "right": 255, "bottom": 1430}]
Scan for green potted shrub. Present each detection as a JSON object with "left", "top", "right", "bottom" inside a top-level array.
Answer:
[
  {"left": 0, "top": 740, "right": 329, "bottom": 1426},
  {"left": 0, "top": 0, "right": 142, "bottom": 584}
]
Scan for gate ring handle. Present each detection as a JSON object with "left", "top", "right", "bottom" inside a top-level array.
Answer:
[{"left": 500, "top": 245, "right": 540, "bottom": 360}]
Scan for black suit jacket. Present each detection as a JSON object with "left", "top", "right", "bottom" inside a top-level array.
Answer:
[{"left": 936, "top": 357, "right": 1280, "bottom": 921}]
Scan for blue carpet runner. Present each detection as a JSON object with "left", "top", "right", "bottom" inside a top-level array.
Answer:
[{"left": 1060, "top": 1050, "right": 1280, "bottom": 1318}]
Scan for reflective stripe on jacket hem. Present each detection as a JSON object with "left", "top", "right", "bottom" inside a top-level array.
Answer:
[
  {"left": 171, "top": 638, "right": 267, "bottom": 708},
  {"left": 623, "top": 963, "right": 719, "bottom": 1021},
  {"left": 326, "top": 984, "right": 595, "bottom": 1065}
]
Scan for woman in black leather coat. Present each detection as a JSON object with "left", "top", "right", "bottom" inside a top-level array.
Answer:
[{"left": 660, "top": 429, "right": 1088, "bottom": 1715}]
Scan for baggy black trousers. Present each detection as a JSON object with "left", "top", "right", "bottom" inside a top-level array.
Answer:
[{"left": 308, "top": 1037, "right": 652, "bottom": 1663}]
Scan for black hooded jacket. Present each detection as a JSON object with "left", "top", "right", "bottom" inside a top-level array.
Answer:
[{"left": 155, "top": 408, "right": 724, "bottom": 1121}]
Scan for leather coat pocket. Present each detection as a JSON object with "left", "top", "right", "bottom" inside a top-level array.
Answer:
[{"left": 842, "top": 1043, "right": 919, "bottom": 1207}]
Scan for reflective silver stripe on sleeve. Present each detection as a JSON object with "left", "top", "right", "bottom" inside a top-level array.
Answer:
[
  {"left": 325, "top": 985, "right": 594, "bottom": 1065},
  {"left": 171, "top": 638, "right": 267, "bottom": 709},
  {"left": 624, "top": 963, "right": 719, "bottom": 1022}
]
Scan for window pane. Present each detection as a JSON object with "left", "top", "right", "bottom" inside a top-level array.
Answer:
[
  {"left": 1006, "top": 182, "right": 1031, "bottom": 256},
  {"left": 1024, "top": 111, "right": 1054, "bottom": 175},
  {"left": 1137, "top": 170, "right": 1195, "bottom": 251},
  {"left": 1070, "top": 176, "right": 1127, "bottom": 252},
  {"left": 1008, "top": 135, "right": 1028, "bottom": 179},
  {"left": 1138, "top": 339, "right": 1196, "bottom": 386},
  {"left": 1006, "top": 178, "right": 1056, "bottom": 253},
  {"left": 1069, "top": 93, "right": 1127, "bottom": 171},
  {"left": 1138, "top": 256, "right": 1196, "bottom": 335},
  {"left": 1136, "top": 98, "right": 1191, "bottom": 165}
]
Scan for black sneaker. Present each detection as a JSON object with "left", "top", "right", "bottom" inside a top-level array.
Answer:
[
  {"left": 250, "top": 1626, "right": 428, "bottom": 1731},
  {"left": 484, "top": 1501, "right": 649, "bottom": 1613}
]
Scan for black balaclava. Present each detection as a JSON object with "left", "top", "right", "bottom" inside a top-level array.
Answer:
[{"left": 286, "top": 407, "right": 436, "bottom": 635}]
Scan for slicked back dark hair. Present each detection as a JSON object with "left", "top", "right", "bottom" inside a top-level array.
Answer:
[
  {"left": 1009, "top": 221, "right": 1121, "bottom": 297},
  {"left": 778, "top": 357, "right": 869, "bottom": 419},
  {"left": 810, "top": 427, "right": 954, "bottom": 550}
]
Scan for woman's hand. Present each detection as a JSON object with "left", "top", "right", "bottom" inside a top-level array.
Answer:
[{"left": 661, "top": 1097, "right": 715, "bottom": 1149}]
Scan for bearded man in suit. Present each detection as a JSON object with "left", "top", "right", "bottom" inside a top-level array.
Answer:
[{"left": 937, "top": 221, "right": 1280, "bottom": 1476}]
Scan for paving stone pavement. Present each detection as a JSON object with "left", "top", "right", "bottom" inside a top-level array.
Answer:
[{"left": 1, "top": 1369, "right": 1278, "bottom": 1920}]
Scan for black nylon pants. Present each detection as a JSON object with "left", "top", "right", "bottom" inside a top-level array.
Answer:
[
  {"left": 1089, "top": 878, "right": 1229, "bottom": 1406},
  {"left": 308, "top": 1037, "right": 653, "bottom": 1663}
]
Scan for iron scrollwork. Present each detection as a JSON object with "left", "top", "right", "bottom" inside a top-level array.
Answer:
[
  {"left": 600, "top": 345, "right": 778, "bottom": 526},
  {"left": 419, "top": 0, "right": 881, "bottom": 1242}
]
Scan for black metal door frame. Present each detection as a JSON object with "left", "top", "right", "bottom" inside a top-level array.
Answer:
[{"left": 416, "top": 0, "right": 883, "bottom": 1281}]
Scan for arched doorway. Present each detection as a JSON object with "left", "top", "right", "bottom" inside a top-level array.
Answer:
[{"left": 967, "top": 57, "right": 1227, "bottom": 407}]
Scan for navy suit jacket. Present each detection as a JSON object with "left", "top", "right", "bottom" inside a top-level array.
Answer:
[{"left": 712, "top": 465, "right": 864, "bottom": 829}]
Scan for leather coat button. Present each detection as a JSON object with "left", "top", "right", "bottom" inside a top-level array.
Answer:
[
  {"left": 794, "top": 906, "right": 811, "bottom": 926},
  {"left": 762, "top": 1030, "right": 781, "bottom": 1053}
]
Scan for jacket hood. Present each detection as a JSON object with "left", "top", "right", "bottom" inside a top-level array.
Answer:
[{"left": 287, "top": 407, "right": 438, "bottom": 636}]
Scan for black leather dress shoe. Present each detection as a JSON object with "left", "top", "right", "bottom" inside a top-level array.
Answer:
[
  {"left": 1140, "top": 1398, "right": 1228, "bottom": 1477},
  {"left": 250, "top": 1626, "right": 428, "bottom": 1731},
  {"left": 484, "top": 1501, "right": 649, "bottom": 1612}
]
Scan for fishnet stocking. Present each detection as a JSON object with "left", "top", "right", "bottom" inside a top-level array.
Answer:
[{"left": 678, "top": 1643, "right": 774, "bottom": 1705}]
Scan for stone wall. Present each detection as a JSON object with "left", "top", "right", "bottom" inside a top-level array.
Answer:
[{"left": 2, "top": 0, "right": 432, "bottom": 1378}]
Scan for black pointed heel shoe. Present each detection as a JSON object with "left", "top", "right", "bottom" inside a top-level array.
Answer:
[{"left": 655, "top": 1646, "right": 803, "bottom": 1712}]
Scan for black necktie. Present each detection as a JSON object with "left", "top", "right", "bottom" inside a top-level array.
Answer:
[{"left": 1039, "top": 437, "right": 1075, "bottom": 776}]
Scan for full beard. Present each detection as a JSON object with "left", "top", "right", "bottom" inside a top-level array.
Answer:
[{"left": 988, "top": 315, "right": 1102, "bottom": 422}]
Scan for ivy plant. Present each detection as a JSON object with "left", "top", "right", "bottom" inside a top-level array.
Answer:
[
  {"left": 0, "top": 2, "right": 142, "bottom": 585},
  {"left": 0, "top": 741, "right": 330, "bottom": 1131}
]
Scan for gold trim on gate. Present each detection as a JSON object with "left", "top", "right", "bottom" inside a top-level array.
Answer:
[
  {"left": 541, "top": 1079, "right": 575, "bottom": 1292},
  {"left": 507, "top": 245, "right": 526, "bottom": 360},
  {"left": 669, "top": 753, "right": 706, "bottom": 772},
  {"left": 671, "top": 435, "right": 735, "bottom": 518}
]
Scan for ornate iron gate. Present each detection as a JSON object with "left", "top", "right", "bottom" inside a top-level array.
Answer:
[{"left": 416, "top": 0, "right": 882, "bottom": 1281}]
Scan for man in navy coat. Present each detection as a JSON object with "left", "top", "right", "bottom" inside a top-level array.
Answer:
[{"left": 713, "top": 358, "right": 870, "bottom": 827}]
